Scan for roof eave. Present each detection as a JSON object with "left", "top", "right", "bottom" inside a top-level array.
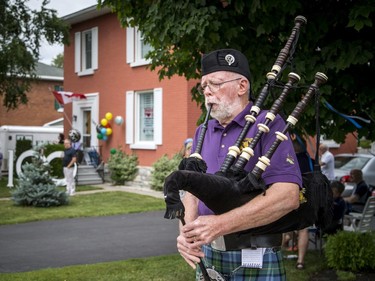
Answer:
[{"left": 62, "top": 5, "right": 112, "bottom": 25}]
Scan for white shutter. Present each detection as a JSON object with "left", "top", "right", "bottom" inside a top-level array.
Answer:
[
  {"left": 126, "top": 27, "right": 134, "bottom": 63},
  {"left": 154, "top": 88, "right": 163, "bottom": 145},
  {"left": 91, "top": 27, "right": 98, "bottom": 70},
  {"left": 126, "top": 91, "right": 134, "bottom": 144},
  {"left": 74, "top": 32, "right": 81, "bottom": 73}
]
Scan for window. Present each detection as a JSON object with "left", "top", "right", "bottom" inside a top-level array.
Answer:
[
  {"left": 82, "top": 30, "right": 92, "bottom": 70},
  {"left": 126, "top": 27, "right": 152, "bottom": 67},
  {"left": 137, "top": 92, "right": 154, "bottom": 141},
  {"left": 126, "top": 88, "right": 162, "bottom": 149},
  {"left": 75, "top": 27, "right": 98, "bottom": 76}
]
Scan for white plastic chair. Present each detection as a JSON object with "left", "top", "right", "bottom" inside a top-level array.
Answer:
[{"left": 343, "top": 196, "right": 375, "bottom": 232}]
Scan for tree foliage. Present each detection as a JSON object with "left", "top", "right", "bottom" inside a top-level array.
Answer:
[
  {"left": 98, "top": 0, "right": 375, "bottom": 142},
  {"left": 0, "top": 0, "right": 69, "bottom": 109},
  {"left": 52, "top": 53, "right": 64, "bottom": 68}
]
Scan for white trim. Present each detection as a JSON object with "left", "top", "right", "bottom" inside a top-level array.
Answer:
[
  {"left": 37, "top": 75, "right": 63, "bottom": 81},
  {"left": 72, "top": 93, "right": 99, "bottom": 148},
  {"left": 126, "top": 91, "right": 134, "bottom": 144},
  {"left": 4, "top": 73, "right": 63, "bottom": 81},
  {"left": 77, "top": 69, "right": 94, "bottom": 76},
  {"left": 74, "top": 32, "right": 81, "bottom": 73},
  {"left": 43, "top": 118, "right": 64, "bottom": 127},
  {"left": 154, "top": 88, "right": 162, "bottom": 145},
  {"left": 130, "top": 142, "right": 157, "bottom": 150},
  {"left": 130, "top": 60, "right": 151, "bottom": 67},
  {"left": 91, "top": 27, "right": 98, "bottom": 70},
  {"left": 126, "top": 27, "right": 134, "bottom": 64}
]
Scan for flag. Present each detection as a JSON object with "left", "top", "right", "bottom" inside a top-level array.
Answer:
[
  {"left": 324, "top": 100, "right": 371, "bottom": 129},
  {"left": 52, "top": 91, "right": 87, "bottom": 105}
]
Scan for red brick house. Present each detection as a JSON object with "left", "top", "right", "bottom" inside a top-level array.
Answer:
[
  {"left": 0, "top": 62, "right": 63, "bottom": 127},
  {"left": 62, "top": 6, "right": 201, "bottom": 167}
]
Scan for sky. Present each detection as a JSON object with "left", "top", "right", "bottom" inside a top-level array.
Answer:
[{"left": 28, "top": 0, "right": 98, "bottom": 65}]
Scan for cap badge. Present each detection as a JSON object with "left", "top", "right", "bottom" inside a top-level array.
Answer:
[{"left": 225, "top": 54, "right": 235, "bottom": 65}]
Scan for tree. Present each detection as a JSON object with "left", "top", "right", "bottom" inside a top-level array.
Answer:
[
  {"left": 98, "top": 0, "right": 375, "bottom": 142},
  {"left": 0, "top": 0, "right": 69, "bottom": 109},
  {"left": 52, "top": 53, "right": 64, "bottom": 68},
  {"left": 11, "top": 148, "right": 69, "bottom": 207}
]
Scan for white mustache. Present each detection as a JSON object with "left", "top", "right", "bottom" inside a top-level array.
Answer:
[{"left": 206, "top": 99, "right": 218, "bottom": 106}]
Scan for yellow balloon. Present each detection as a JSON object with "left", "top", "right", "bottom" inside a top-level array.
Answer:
[
  {"left": 106, "top": 128, "right": 112, "bottom": 135},
  {"left": 105, "top": 112, "right": 113, "bottom": 120},
  {"left": 101, "top": 118, "right": 108, "bottom": 126}
]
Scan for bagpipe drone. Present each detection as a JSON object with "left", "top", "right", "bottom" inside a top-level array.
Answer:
[{"left": 164, "top": 15, "right": 333, "bottom": 264}]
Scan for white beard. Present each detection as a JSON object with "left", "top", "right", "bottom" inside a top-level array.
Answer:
[{"left": 208, "top": 98, "right": 244, "bottom": 125}]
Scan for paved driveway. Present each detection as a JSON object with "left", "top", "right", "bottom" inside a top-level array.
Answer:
[{"left": 0, "top": 211, "right": 179, "bottom": 273}]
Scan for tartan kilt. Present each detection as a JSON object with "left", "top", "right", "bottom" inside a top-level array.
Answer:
[{"left": 196, "top": 245, "right": 286, "bottom": 281}]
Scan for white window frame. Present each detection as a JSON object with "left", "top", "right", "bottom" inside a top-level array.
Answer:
[
  {"left": 75, "top": 27, "right": 98, "bottom": 76},
  {"left": 126, "top": 27, "right": 152, "bottom": 67},
  {"left": 126, "top": 88, "right": 162, "bottom": 149}
]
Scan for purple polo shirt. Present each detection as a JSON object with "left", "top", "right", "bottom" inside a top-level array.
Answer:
[{"left": 192, "top": 103, "right": 302, "bottom": 215}]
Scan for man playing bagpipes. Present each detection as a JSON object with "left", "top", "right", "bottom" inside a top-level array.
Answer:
[{"left": 176, "top": 48, "right": 302, "bottom": 281}]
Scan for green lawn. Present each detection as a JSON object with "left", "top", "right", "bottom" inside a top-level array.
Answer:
[
  {"left": 0, "top": 251, "right": 326, "bottom": 281},
  {"left": 0, "top": 176, "right": 330, "bottom": 280},
  {"left": 0, "top": 191, "right": 164, "bottom": 225}
]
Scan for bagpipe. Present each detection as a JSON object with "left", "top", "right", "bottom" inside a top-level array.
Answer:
[{"left": 164, "top": 15, "right": 333, "bottom": 257}]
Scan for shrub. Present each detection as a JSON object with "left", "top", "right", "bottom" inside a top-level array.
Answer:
[
  {"left": 107, "top": 149, "right": 138, "bottom": 185},
  {"left": 325, "top": 231, "right": 375, "bottom": 272},
  {"left": 12, "top": 149, "right": 69, "bottom": 207},
  {"left": 151, "top": 153, "right": 182, "bottom": 191}
]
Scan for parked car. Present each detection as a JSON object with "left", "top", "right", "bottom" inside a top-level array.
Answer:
[{"left": 334, "top": 153, "right": 375, "bottom": 197}]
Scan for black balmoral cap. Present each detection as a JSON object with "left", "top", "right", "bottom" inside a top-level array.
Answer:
[{"left": 201, "top": 49, "right": 251, "bottom": 82}]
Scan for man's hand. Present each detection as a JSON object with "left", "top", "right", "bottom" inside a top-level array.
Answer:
[
  {"left": 181, "top": 215, "right": 222, "bottom": 247},
  {"left": 177, "top": 232, "right": 205, "bottom": 269}
]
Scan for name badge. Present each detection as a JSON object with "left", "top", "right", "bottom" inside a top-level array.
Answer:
[{"left": 241, "top": 248, "right": 266, "bottom": 268}]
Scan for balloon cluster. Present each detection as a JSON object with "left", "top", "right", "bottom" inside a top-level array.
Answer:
[
  {"left": 97, "top": 112, "right": 113, "bottom": 141},
  {"left": 96, "top": 113, "right": 124, "bottom": 141}
]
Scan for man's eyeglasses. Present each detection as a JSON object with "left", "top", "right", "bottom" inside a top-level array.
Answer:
[{"left": 198, "top": 77, "right": 241, "bottom": 95}]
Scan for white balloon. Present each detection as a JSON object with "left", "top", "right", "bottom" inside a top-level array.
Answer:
[{"left": 114, "top": 116, "right": 123, "bottom": 125}]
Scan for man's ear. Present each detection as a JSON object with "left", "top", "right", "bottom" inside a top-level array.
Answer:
[{"left": 238, "top": 79, "right": 249, "bottom": 97}]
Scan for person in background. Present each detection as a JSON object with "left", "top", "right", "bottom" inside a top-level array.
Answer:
[
  {"left": 344, "top": 169, "right": 370, "bottom": 213},
  {"left": 63, "top": 139, "right": 77, "bottom": 196},
  {"left": 323, "top": 181, "right": 346, "bottom": 234},
  {"left": 182, "top": 138, "right": 193, "bottom": 158},
  {"left": 282, "top": 136, "right": 313, "bottom": 270},
  {"left": 58, "top": 133, "right": 65, "bottom": 144},
  {"left": 319, "top": 144, "right": 335, "bottom": 181},
  {"left": 177, "top": 49, "right": 301, "bottom": 280}
]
